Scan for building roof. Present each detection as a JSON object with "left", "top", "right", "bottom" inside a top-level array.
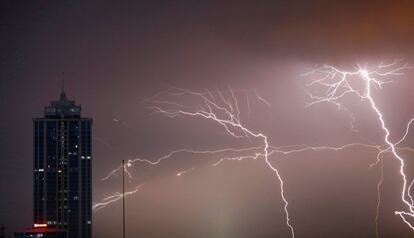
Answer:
[{"left": 43, "top": 79, "right": 82, "bottom": 118}]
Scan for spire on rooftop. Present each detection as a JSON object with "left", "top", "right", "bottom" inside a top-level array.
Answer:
[
  {"left": 43, "top": 72, "right": 81, "bottom": 118},
  {"left": 60, "top": 72, "right": 66, "bottom": 100}
]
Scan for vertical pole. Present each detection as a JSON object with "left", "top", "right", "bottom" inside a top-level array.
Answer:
[{"left": 122, "top": 159, "right": 125, "bottom": 238}]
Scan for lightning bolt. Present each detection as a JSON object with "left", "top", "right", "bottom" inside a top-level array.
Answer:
[
  {"left": 146, "top": 87, "right": 295, "bottom": 237},
  {"left": 94, "top": 142, "right": 413, "bottom": 212},
  {"left": 303, "top": 60, "right": 414, "bottom": 233},
  {"left": 95, "top": 88, "right": 297, "bottom": 236},
  {"left": 375, "top": 157, "right": 384, "bottom": 238},
  {"left": 101, "top": 146, "right": 263, "bottom": 181},
  {"left": 94, "top": 61, "right": 414, "bottom": 236},
  {"left": 93, "top": 184, "right": 144, "bottom": 211}
]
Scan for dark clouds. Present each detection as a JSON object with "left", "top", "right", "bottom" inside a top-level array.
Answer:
[{"left": 209, "top": 1, "right": 414, "bottom": 60}]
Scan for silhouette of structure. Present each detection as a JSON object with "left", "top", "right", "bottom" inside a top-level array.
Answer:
[{"left": 29, "top": 82, "right": 92, "bottom": 238}]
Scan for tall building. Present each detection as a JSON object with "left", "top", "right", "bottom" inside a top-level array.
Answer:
[{"left": 32, "top": 86, "right": 92, "bottom": 238}]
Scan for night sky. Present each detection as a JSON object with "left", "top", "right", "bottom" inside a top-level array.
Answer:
[{"left": 1, "top": 1, "right": 414, "bottom": 237}]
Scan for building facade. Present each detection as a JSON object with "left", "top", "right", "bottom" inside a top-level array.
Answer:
[{"left": 33, "top": 88, "right": 92, "bottom": 238}]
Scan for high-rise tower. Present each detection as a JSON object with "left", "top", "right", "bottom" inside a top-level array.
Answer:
[{"left": 33, "top": 85, "right": 92, "bottom": 238}]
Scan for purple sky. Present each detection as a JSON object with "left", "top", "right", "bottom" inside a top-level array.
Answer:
[{"left": 1, "top": 1, "right": 414, "bottom": 237}]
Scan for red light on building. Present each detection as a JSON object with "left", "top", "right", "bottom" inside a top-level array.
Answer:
[{"left": 33, "top": 223, "right": 47, "bottom": 228}]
